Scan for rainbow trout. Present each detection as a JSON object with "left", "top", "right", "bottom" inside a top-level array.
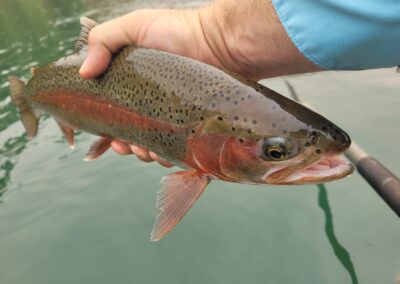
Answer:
[{"left": 9, "top": 18, "right": 353, "bottom": 241}]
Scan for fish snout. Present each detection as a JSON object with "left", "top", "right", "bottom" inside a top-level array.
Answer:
[
  {"left": 307, "top": 126, "right": 351, "bottom": 156},
  {"left": 324, "top": 128, "right": 351, "bottom": 155}
]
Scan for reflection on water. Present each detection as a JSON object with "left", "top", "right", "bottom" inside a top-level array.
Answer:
[
  {"left": 0, "top": 134, "right": 28, "bottom": 199},
  {"left": 318, "top": 184, "right": 359, "bottom": 284}
]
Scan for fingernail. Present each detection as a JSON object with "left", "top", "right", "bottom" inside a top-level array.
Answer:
[{"left": 79, "top": 60, "right": 89, "bottom": 77}]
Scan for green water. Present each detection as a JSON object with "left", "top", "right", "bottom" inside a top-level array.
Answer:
[{"left": 0, "top": 1, "right": 399, "bottom": 283}]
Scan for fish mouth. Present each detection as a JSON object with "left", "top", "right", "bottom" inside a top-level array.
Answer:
[{"left": 268, "top": 156, "right": 354, "bottom": 185}]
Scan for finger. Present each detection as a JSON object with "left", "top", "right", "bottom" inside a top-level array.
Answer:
[
  {"left": 79, "top": 44, "right": 112, "bottom": 79},
  {"left": 149, "top": 151, "right": 174, "bottom": 168},
  {"left": 111, "top": 140, "right": 133, "bottom": 155},
  {"left": 129, "top": 144, "right": 153, "bottom": 162},
  {"left": 79, "top": 15, "right": 132, "bottom": 79}
]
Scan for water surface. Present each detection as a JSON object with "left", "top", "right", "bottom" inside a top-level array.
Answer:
[{"left": 0, "top": 1, "right": 399, "bottom": 284}]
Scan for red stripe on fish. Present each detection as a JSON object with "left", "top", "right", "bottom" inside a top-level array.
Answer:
[{"left": 33, "top": 89, "right": 187, "bottom": 133}]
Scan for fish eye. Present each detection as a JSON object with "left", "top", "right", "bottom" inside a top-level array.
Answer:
[
  {"left": 263, "top": 145, "right": 287, "bottom": 161},
  {"left": 267, "top": 147, "right": 286, "bottom": 160},
  {"left": 261, "top": 137, "right": 296, "bottom": 161}
]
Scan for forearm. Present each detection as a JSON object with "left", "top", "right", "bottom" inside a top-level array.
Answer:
[{"left": 199, "top": 0, "right": 322, "bottom": 80}]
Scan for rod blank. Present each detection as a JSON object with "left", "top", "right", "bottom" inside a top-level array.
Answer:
[{"left": 357, "top": 157, "right": 400, "bottom": 216}]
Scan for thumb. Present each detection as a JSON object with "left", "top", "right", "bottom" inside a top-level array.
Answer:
[{"left": 79, "top": 15, "right": 133, "bottom": 79}]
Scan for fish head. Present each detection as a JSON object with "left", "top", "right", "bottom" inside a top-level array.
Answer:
[
  {"left": 193, "top": 86, "right": 353, "bottom": 185},
  {"left": 217, "top": 128, "right": 353, "bottom": 185}
]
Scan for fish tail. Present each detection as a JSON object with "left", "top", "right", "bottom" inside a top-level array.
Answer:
[{"left": 8, "top": 76, "right": 38, "bottom": 137}]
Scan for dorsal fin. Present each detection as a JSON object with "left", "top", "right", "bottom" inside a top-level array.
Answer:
[{"left": 75, "top": 17, "right": 98, "bottom": 53}]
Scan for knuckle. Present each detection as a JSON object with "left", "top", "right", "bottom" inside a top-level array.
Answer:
[{"left": 87, "top": 26, "right": 101, "bottom": 45}]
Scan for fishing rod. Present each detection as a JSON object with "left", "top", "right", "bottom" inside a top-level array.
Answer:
[{"left": 285, "top": 80, "right": 400, "bottom": 217}]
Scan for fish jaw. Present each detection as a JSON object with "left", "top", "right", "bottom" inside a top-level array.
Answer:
[{"left": 265, "top": 155, "right": 354, "bottom": 185}]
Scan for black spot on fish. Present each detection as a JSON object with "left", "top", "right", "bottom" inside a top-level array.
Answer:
[{"left": 315, "top": 149, "right": 322, "bottom": 154}]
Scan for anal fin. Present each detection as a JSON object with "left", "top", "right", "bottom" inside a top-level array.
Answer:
[
  {"left": 150, "top": 170, "right": 210, "bottom": 241},
  {"left": 84, "top": 137, "right": 111, "bottom": 161},
  {"left": 57, "top": 121, "right": 75, "bottom": 149}
]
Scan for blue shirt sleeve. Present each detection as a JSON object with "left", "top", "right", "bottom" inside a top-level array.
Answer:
[{"left": 272, "top": 0, "right": 400, "bottom": 70}]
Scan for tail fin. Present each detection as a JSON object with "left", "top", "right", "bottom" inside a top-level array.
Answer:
[{"left": 8, "top": 76, "right": 38, "bottom": 138}]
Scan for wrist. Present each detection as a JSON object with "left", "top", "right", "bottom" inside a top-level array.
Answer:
[{"left": 199, "top": 0, "right": 322, "bottom": 79}]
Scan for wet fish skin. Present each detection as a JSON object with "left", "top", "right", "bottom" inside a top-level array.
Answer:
[
  {"left": 8, "top": 17, "right": 353, "bottom": 241},
  {"left": 27, "top": 45, "right": 350, "bottom": 172}
]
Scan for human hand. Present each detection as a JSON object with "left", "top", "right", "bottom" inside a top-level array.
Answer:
[
  {"left": 110, "top": 140, "right": 174, "bottom": 168},
  {"left": 79, "top": 0, "right": 321, "bottom": 166}
]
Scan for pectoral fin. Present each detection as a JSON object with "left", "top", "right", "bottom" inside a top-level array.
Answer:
[
  {"left": 150, "top": 170, "right": 210, "bottom": 241},
  {"left": 84, "top": 137, "right": 111, "bottom": 161}
]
